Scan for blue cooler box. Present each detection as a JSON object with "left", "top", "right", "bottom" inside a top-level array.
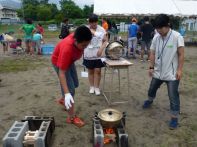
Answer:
[{"left": 41, "top": 44, "right": 55, "bottom": 55}]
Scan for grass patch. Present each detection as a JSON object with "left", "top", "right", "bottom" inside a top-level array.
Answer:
[
  {"left": 183, "top": 70, "right": 197, "bottom": 85},
  {"left": 0, "top": 24, "right": 60, "bottom": 39},
  {"left": 0, "top": 57, "right": 48, "bottom": 73}
]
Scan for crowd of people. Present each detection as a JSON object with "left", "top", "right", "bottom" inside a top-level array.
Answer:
[
  {"left": 0, "top": 13, "right": 185, "bottom": 130},
  {"left": 100, "top": 16, "right": 155, "bottom": 62},
  {"left": 0, "top": 18, "right": 44, "bottom": 55},
  {"left": 19, "top": 18, "right": 44, "bottom": 55},
  {"left": 52, "top": 14, "right": 185, "bottom": 129}
]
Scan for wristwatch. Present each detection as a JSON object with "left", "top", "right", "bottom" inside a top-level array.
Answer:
[{"left": 149, "top": 66, "right": 154, "bottom": 69}]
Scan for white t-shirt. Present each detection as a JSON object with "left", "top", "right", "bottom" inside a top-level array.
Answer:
[
  {"left": 150, "top": 29, "right": 184, "bottom": 81},
  {"left": 84, "top": 25, "right": 106, "bottom": 60}
]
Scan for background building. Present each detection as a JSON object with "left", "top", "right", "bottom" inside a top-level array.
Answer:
[{"left": 0, "top": 0, "right": 21, "bottom": 24}]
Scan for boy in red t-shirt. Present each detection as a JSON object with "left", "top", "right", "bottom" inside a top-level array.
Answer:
[{"left": 51, "top": 25, "right": 92, "bottom": 127}]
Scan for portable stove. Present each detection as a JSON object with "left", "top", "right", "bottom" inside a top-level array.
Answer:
[{"left": 93, "top": 112, "right": 128, "bottom": 147}]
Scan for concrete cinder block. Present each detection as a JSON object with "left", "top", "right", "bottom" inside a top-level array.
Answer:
[
  {"left": 117, "top": 128, "right": 128, "bottom": 147},
  {"left": 93, "top": 121, "right": 104, "bottom": 147},
  {"left": 2, "top": 121, "right": 29, "bottom": 147},
  {"left": 21, "top": 116, "right": 55, "bottom": 134},
  {"left": 36, "top": 121, "right": 51, "bottom": 147}
]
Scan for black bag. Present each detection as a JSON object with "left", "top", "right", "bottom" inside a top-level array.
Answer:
[{"left": 59, "top": 24, "right": 70, "bottom": 39}]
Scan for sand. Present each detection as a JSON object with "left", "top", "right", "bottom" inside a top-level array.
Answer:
[{"left": 0, "top": 45, "right": 197, "bottom": 147}]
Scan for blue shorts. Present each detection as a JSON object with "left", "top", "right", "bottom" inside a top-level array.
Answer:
[{"left": 53, "top": 63, "right": 79, "bottom": 97}]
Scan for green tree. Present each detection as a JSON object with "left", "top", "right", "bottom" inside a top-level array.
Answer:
[
  {"left": 54, "top": 13, "right": 64, "bottom": 23},
  {"left": 40, "top": 0, "right": 49, "bottom": 4},
  {"left": 16, "top": 9, "right": 23, "bottom": 18},
  {"left": 24, "top": 4, "right": 38, "bottom": 20},
  {"left": 83, "top": 5, "right": 93, "bottom": 18},
  {"left": 48, "top": 4, "right": 59, "bottom": 18},
  {"left": 37, "top": 5, "right": 52, "bottom": 21},
  {"left": 60, "top": 0, "right": 83, "bottom": 18},
  {"left": 23, "top": 0, "right": 39, "bottom": 6}
]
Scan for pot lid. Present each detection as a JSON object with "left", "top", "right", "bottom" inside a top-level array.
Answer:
[
  {"left": 98, "top": 108, "right": 123, "bottom": 122},
  {"left": 106, "top": 41, "right": 123, "bottom": 50},
  {"left": 105, "top": 41, "right": 124, "bottom": 60}
]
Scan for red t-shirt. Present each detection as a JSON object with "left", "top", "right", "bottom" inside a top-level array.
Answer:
[
  {"left": 51, "top": 33, "right": 83, "bottom": 70},
  {"left": 37, "top": 26, "right": 44, "bottom": 35}
]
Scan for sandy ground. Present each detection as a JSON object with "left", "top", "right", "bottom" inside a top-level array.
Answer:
[{"left": 0, "top": 41, "right": 197, "bottom": 147}]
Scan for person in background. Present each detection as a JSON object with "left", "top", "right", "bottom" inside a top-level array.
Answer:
[
  {"left": 51, "top": 25, "right": 92, "bottom": 127},
  {"left": 10, "top": 38, "right": 23, "bottom": 54},
  {"left": 0, "top": 34, "right": 8, "bottom": 54},
  {"left": 102, "top": 18, "right": 109, "bottom": 31},
  {"left": 110, "top": 21, "right": 118, "bottom": 41},
  {"left": 2, "top": 41, "right": 8, "bottom": 54},
  {"left": 59, "top": 17, "right": 70, "bottom": 39},
  {"left": 127, "top": 17, "right": 139, "bottom": 59},
  {"left": 142, "top": 14, "right": 184, "bottom": 129},
  {"left": 140, "top": 16, "right": 155, "bottom": 61},
  {"left": 179, "top": 25, "right": 186, "bottom": 37},
  {"left": 20, "top": 18, "right": 36, "bottom": 55},
  {"left": 36, "top": 23, "right": 44, "bottom": 36},
  {"left": 83, "top": 14, "right": 108, "bottom": 96},
  {"left": 102, "top": 18, "right": 109, "bottom": 39},
  {"left": 32, "top": 31, "right": 43, "bottom": 55}
]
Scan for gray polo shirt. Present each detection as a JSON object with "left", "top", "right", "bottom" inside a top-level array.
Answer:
[{"left": 150, "top": 29, "right": 184, "bottom": 81}]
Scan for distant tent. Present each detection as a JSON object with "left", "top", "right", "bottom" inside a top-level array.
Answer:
[
  {"left": 94, "top": 0, "right": 197, "bottom": 17},
  {"left": 174, "top": 0, "right": 197, "bottom": 16}
]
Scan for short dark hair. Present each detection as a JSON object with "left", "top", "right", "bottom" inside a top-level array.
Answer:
[
  {"left": 154, "top": 14, "right": 170, "bottom": 28},
  {"left": 16, "top": 38, "right": 22, "bottom": 42},
  {"left": 88, "top": 14, "right": 98, "bottom": 23},
  {"left": 36, "top": 30, "right": 41, "bottom": 34},
  {"left": 74, "top": 25, "right": 92, "bottom": 43},
  {"left": 26, "top": 18, "right": 33, "bottom": 24},
  {"left": 63, "top": 17, "right": 69, "bottom": 23},
  {"left": 144, "top": 16, "right": 149, "bottom": 22}
]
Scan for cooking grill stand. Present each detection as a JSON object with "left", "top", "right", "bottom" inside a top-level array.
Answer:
[{"left": 93, "top": 112, "right": 129, "bottom": 147}]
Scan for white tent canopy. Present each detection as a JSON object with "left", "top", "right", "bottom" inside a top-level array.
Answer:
[
  {"left": 174, "top": 0, "right": 197, "bottom": 16},
  {"left": 94, "top": 0, "right": 197, "bottom": 16}
]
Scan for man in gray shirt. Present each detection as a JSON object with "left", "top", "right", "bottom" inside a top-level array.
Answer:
[{"left": 142, "top": 14, "right": 184, "bottom": 129}]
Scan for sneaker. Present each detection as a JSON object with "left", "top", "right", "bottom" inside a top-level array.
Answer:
[
  {"left": 142, "top": 100, "right": 153, "bottom": 109},
  {"left": 169, "top": 118, "right": 178, "bottom": 129},
  {"left": 66, "top": 116, "right": 85, "bottom": 127},
  {"left": 140, "top": 58, "right": 145, "bottom": 62},
  {"left": 146, "top": 58, "right": 150, "bottom": 62},
  {"left": 94, "top": 88, "right": 101, "bottom": 95},
  {"left": 89, "top": 87, "right": 94, "bottom": 94}
]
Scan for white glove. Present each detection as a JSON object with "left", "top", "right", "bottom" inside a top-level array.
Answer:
[{"left": 64, "top": 93, "right": 74, "bottom": 110}]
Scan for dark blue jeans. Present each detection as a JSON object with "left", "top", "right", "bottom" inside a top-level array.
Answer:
[
  {"left": 53, "top": 63, "right": 79, "bottom": 97},
  {"left": 148, "top": 78, "right": 180, "bottom": 116}
]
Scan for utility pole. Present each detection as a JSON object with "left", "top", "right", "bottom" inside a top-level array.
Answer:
[{"left": 21, "top": 0, "right": 25, "bottom": 21}]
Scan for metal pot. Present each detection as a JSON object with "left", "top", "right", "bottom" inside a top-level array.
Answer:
[
  {"left": 97, "top": 108, "right": 123, "bottom": 128},
  {"left": 105, "top": 41, "right": 124, "bottom": 60}
]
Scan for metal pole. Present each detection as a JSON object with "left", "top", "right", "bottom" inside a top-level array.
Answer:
[{"left": 21, "top": 0, "right": 25, "bottom": 20}]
